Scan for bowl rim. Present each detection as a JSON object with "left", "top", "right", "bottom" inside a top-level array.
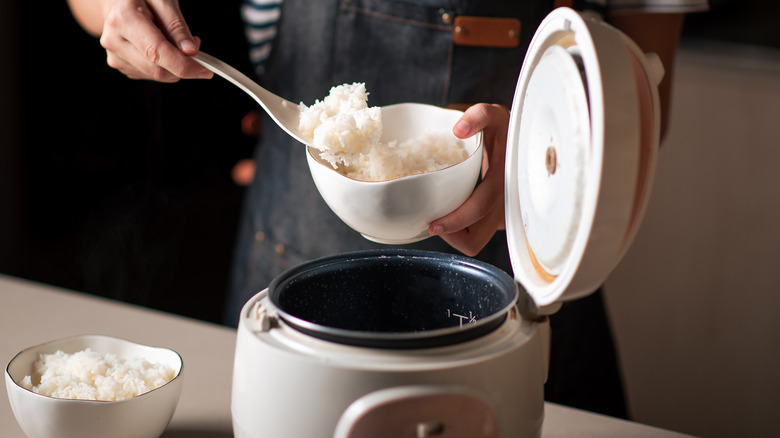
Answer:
[
  {"left": 306, "top": 128, "right": 484, "bottom": 184},
  {"left": 5, "top": 334, "right": 183, "bottom": 404},
  {"left": 306, "top": 102, "right": 484, "bottom": 184}
]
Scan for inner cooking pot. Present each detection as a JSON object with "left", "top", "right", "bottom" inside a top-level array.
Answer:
[{"left": 268, "top": 249, "right": 519, "bottom": 349}]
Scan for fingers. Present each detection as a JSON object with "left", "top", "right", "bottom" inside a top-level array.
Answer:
[
  {"left": 453, "top": 103, "right": 506, "bottom": 139},
  {"left": 430, "top": 160, "right": 500, "bottom": 230},
  {"left": 430, "top": 176, "right": 506, "bottom": 256},
  {"left": 428, "top": 103, "right": 511, "bottom": 256},
  {"left": 436, "top": 213, "right": 505, "bottom": 257},
  {"left": 99, "top": 0, "right": 211, "bottom": 81}
]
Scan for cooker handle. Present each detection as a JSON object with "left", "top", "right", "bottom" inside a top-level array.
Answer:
[
  {"left": 333, "top": 385, "right": 499, "bottom": 438},
  {"left": 247, "top": 294, "right": 279, "bottom": 332}
]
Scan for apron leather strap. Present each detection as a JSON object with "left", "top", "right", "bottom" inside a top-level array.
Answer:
[
  {"left": 451, "top": 1, "right": 574, "bottom": 48},
  {"left": 452, "top": 16, "right": 521, "bottom": 48}
]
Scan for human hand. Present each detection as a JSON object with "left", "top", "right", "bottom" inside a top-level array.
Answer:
[
  {"left": 96, "top": 0, "right": 212, "bottom": 82},
  {"left": 428, "top": 104, "right": 510, "bottom": 256}
]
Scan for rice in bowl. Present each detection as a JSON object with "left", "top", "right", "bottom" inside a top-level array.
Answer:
[
  {"left": 299, "top": 82, "right": 468, "bottom": 181},
  {"left": 20, "top": 348, "right": 175, "bottom": 401}
]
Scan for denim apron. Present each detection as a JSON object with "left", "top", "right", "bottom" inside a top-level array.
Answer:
[{"left": 229, "top": 0, "right": 627, "bottom": 418}]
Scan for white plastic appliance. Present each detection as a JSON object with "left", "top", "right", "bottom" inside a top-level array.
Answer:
[{"left": 231, "top": 7, "right": 663, "bottom": 438}]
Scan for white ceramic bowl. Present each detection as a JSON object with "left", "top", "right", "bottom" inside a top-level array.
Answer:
[
  {"left": 306, "top": 103, "right": 484, "bottom": 244},
  {"left": 5, "top": 335, "right": 183, "bottom": 438}
]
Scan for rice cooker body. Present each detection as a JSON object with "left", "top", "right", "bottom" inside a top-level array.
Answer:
[{"left": 232, "top": 289, "right": 549, "bottom": 438}]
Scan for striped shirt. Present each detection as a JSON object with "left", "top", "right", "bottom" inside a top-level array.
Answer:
[
  {"left": 241, "top": 0, "right": 709, "bottom": 77},
  {"left": 241, "top": 0, "right": 283, "bottom": 76}
]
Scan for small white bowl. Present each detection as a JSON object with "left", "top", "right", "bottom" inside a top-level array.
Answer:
[
  {"left": 307, "top": 103, "right": 484, "bottom": 244},
  {"left": 5, "top": 335, "right": 183, "bottom": 438}
]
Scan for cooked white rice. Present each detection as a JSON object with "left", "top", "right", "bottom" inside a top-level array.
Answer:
[
  {"left": 299, "top": 83, "right": 468, "bottom": 181},
  {"left": 298, "top": 82, "right": 382, "bottom": 167},
  {"left": 20, "top": 348, "right": 175, "bottom": 401}
]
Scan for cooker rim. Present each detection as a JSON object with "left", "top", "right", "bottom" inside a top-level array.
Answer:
[{"left": 267, "top": 249, "right": 520, "bottom": 349}]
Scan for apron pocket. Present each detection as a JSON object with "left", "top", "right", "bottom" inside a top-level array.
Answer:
[{"left": 334, "top": 0, "right": 456, "bottom": 106}]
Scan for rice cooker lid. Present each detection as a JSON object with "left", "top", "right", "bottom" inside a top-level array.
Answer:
[{"left": 505, "top": 7, "right": 662, "bottom": 313}]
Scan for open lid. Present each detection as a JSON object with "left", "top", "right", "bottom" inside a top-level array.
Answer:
[{"left": 505, "top": 7, "right": 663, "bottom": 315}]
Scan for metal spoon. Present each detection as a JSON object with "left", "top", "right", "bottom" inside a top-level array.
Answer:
[{"left": 192, "top": 52, "right": 311, "bottom": 145}]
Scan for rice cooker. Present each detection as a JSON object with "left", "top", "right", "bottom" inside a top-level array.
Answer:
[{"left": 232, "top": 7, "right": 662, "bottom": 438}]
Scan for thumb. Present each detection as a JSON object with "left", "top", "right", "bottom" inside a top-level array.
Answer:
[{"left": 153, "top": 0, "right": 198, "bottom": 55}]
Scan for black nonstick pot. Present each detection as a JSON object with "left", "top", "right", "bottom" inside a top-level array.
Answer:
[{"left": 268, "top": 249, "right": 519, "bottom": 349}]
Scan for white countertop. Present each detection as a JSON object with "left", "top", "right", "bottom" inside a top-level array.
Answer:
[{"left": 0, "top": 274, "right": 695, "bottom": 438}]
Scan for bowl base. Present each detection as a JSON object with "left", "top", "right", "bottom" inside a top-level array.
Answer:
[{"left": 361, "top": 231, "right": 430, "bottom": 245}]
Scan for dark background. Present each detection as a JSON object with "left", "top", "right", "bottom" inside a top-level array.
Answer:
[
  {"left": 0, "top": 1, "right": 254, "bottom": 324},
  {"left": 0, "top": 0, "right": 777, "bottom": 326}
]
